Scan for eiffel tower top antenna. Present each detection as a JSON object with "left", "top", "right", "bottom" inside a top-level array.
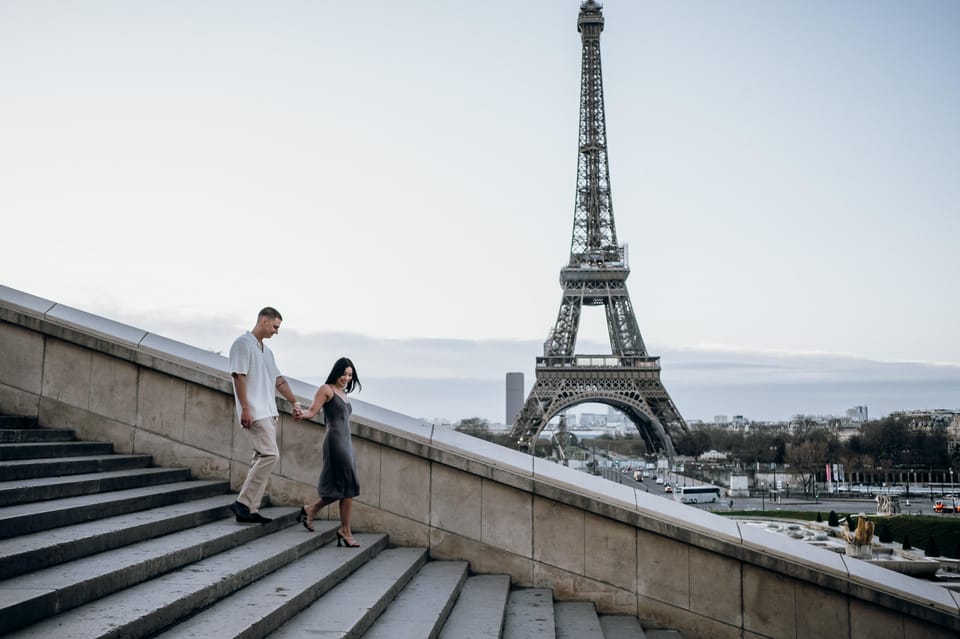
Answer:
[{"left": 572, "top": 0, "right": 619, "bottom": 264}]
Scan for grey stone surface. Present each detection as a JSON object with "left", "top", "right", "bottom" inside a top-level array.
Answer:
[
  {"left": 0, "top": 284, "right": 55, "bottom": 317},
  {"left": 0, "top": 494, "right": 235, "bottom": 579},
  {"left": 268, "top": 547, "right": 428, "bottom": 638},
  {"left": 0, "top": 478, "right": 228, "bottom": 537},
  {"left": 139, "top": 332, "right": 230, "bottom": 375},
  {"left": 439, "top": 574, "right": 511, "bottom": 639},
  {"left": 0, "top": 452, "right": 152, "bottom": 481},
  {"left": 600, "top": 614, "right": 647, "bottom": 638},
  {"left": 432, "top": 424, "right": 535, "bottom": 474},
  {"left": 0, "top": 466, "right": 191, "bottom": 506},
  {"left": 363, "top": 560, "right": 468, "bottom": 638},
  {"left": 0, "top": 440, "right": 113, "bottom": 461},
  {"left": 152, "top": 529, "right": 386, "bottom": 639},
  {"left": 45, "top": 303, "right": 148, "bottom": 347},
  {"left": 503, "top": 588, "right": 556, "bottom": 638},
  {"left": 2, "top": 515, "right": 327, "bottom": 638},
  {"left": 555, "top": 600, "right": 604, "bottom": 639}
]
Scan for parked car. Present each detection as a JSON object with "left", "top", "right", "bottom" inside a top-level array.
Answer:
[{"left": 664, "top": 483, "right": 673, "bottom": 493}]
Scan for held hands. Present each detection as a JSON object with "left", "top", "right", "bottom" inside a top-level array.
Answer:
[{"left": 293, "top": 403, "right": 315, "bottom": 420}]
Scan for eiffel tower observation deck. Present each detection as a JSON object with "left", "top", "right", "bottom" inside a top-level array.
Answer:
[{"left": 511, "top": 1, "right": 688, "bottom": 456}]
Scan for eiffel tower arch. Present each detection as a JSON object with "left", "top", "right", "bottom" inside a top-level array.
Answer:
[{"left": 511, "top": 1, "right": 688, "bottom": 456}]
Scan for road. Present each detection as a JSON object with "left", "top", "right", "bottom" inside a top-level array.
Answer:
[{"left": 599, "top": 467, "right": 953, "bottom": 518}]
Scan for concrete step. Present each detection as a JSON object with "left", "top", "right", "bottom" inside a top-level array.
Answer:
[
  {"left": 0, "top": 411, "right": 685, "bottom": 639},
  {"left": 503, "top": 587, "right": 557, "bottom": 638},
  {"left": 555, "top": 600, "right": 605, "bottom": 639},
  {"left": 0, "top": 478, "right": 230, "bottom": 538},
  {"left": 0, "top": 416, "right": 38, "bottom": 429},
  {"left": 1, "top": 511, "right": 332, "bottom": 638},
  {"left": 0, "top": 440, "right": 114, "bottom": 461},
  {"left": 0, "top": 453, "right": 154, "bottom": 481},
  {"left": 0, "top": 493, "right": 237, "bottom": 579},
  {"left": 0, "top": 466, "right": 192, "bottom": 506},
  {"left": 600, "top": 614, "right": 648, "bottom": 638},
  {"left": 438, "top": 573, "right": 511, "bottom": 639},
  {"left": 153, "top": 529, "right": 390, "bottom": 639},
  {"left": 267, "top": 547, "right": 430, "bottom": 638},
  {"left": 644, "top": 630, "right": 685, "bottom": 639},
  {"left": 362, "top": 559, "right": 469, "bottom": 638},
  {"left": 0, "top": 427, "right": 75, "bottom": 442}
]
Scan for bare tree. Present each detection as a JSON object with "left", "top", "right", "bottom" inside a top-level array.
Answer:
[{"left": 786, "top": 439, "right": 828, "bottom": 494}]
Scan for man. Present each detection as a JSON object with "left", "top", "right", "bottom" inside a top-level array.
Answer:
[{"left": 228, "top": 306, "right": 302, "bottom": 523}]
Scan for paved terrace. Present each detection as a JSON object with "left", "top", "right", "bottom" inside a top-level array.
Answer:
[{"left": 0, "top": 283, "right": 957, "bottom": 639}]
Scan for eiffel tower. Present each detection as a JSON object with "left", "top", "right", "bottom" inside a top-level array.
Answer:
[{"left": 511, "top": 0, "right": 687, "bottom": 457}]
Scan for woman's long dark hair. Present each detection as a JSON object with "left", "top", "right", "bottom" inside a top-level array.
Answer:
[{"left": 324, "top": 356, "right": 361, "bottom": 393}]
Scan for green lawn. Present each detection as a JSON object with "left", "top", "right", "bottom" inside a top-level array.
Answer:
[{"left": 722, "top": 511, "right": 960, "bottom": 558}]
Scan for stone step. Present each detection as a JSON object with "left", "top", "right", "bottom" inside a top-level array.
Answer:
[
  {"left": 0, "top": 410, "right": 685, "bottom": 639},
  {"left": 0, "top": 427, "right": 75, "bottom": 442},
  {"left": 503, "top": 587, "right": 557, "bottom": 638},
  {"left": 362, "top": 559, "right": 469, "bottom": 638},
  {"left": 0, "top": 416, "right": 38, "bottom": 429},
  {"left": 1, "top": 512, "right": 333, "bottom": 638},
  {"left": 0, "top": 493, "right": 237, "bottom": 580},
  {"left": 644, "top": 629, "right": 685, "bottom": 639},
  {"left": 600, "top": 614, "right": 649, "bottom": 638},
  {"left": 556, "top": 600, "right": 605, "bottom": 639},
  {"left": 267, "top": 547, "right": 430, "bottom": 638},
  {"left": 153, "top": 530, "right": 390, "bottom": 639},
  {"left": 0, "top": 478, "right": 230, "bottom": 538},
  {"left": 0, "top": 453, "right": 153, "bottom": 481},
  {"left": 0, "top": 440, "right": 114, "bottom": 461},
  {"left": 0, "top": 466, "right": 192, "bottom": 506},
  {"left": 438, "top": 573, "right": 511, "bottom": 639}
]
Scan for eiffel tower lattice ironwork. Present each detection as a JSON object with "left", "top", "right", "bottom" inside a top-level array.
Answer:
[{"left": 511, "top": 0, "right": 687, "bottom": 457}]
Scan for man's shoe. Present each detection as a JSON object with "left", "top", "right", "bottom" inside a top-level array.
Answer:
[
  {"left": 230, "top": 501, "right": 250, "bottom": 518},
  {"left": 249, "top": 512, "right": 272, "bottom": 524}
]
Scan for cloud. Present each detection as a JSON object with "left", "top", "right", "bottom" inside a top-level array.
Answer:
[{"left": 93, "top": 309, "right": 960, "bottom": 425}]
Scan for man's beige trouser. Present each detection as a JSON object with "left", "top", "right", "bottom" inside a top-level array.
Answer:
[{"left": 238, "top": 416, "right": 279, "bottom": 513}]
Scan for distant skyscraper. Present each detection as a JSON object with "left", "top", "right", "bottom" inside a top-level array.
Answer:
[
  {"left": 846, "top": 405, "right": 869, "bottom": 422},
  {"left": 505, "top": 372, "right": 525, "bottom": 426}
]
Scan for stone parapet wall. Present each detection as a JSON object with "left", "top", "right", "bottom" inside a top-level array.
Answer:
[{"left": 1, "top": 284, "right": 957, "bottom": 639}]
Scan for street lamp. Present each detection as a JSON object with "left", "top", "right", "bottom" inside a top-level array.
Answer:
[
  {"left": 761, "top": 481, "right": 765, "bottom": 512},
  {"left": 951, "top": 468, "right": 954, "bottom": 496}
]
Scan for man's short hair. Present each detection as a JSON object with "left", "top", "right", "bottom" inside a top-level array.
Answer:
[{"left": 258, "top": 307, "right": 283, "bottom": 321}]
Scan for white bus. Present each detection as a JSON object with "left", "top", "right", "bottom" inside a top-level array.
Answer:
[{"left": 674, "top": 485, "right": 722, "bottom": 504}]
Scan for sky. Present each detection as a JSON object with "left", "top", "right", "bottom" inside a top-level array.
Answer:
[{"left": 2, "top": 1, "right": 958, "bottom": 425}]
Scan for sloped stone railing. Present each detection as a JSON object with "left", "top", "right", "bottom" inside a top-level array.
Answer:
[{"left": 0, "top": 284, "right": 957, "bottom": 639}]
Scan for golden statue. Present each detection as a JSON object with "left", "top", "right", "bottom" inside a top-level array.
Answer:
[{"left": 840, "top": 513, "right": 875, "bottom": 546}]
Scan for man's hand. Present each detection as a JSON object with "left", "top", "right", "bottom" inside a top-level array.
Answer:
[{"left": 240, "top": 405, "right": 253, "bottom": 428}]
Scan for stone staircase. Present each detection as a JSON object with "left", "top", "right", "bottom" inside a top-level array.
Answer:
[{"left": 0, "top": 415, "right": 683, "bottom": 638}]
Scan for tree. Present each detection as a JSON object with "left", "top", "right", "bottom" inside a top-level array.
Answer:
[
  {"left": 877, "top": 522, "right": 893, "bottom": 543},
  {"left": 786, "top": 439, "right": 828, "bottom": 494},
  {"left": 454, "top": 418, "right": 491, "bottom": 438}
]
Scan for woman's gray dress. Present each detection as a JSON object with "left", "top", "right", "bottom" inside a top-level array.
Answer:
[{"left": 318, "top": 393, "right": 360, "bottom": 499}]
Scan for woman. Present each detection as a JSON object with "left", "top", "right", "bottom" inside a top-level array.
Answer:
[{"left": 295, "top": 356, "right": 362, "bottom": 547}]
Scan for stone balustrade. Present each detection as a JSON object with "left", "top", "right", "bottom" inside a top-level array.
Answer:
[{"left": 1, "top": 284, "right": 957, "bottom": 639}]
